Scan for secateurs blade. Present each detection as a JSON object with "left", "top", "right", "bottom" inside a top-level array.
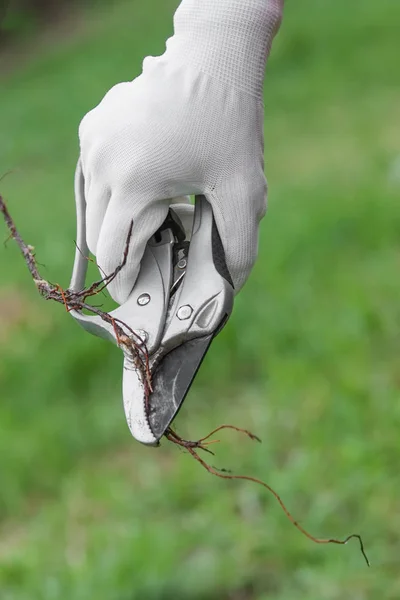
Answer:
[{"left": 69, "top": 162, "right": 234, "bottom": 446}]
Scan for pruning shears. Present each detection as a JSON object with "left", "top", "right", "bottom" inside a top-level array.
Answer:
[{"left": 69, "top": 163, "right": 234, "bottom": 446}]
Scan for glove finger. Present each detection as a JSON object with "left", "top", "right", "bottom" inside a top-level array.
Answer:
[
  {"left": 207, "top": 174, "right": 267, "bottom": 293},
  {"left": 96, "top": 193, "right": 169, "bottom": 305}
]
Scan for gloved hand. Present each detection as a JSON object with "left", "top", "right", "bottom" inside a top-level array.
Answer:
[{"left": 78, "top": 0, "right": 283, "bottom": 304}]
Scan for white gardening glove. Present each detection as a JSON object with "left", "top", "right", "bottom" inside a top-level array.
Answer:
[{"left": 79, "top": 0, "right": 284, "bottom": 304}]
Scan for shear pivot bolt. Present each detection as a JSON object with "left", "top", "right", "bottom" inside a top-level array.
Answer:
[
  {"left": 177, "top": 305, "right": 193, "bottom": 320},
  {"left": 137, "top": 294, "right": 151, "bottom": 306},
  {"left": 177, "top": 258, "right": 187, "bottom": 270}
]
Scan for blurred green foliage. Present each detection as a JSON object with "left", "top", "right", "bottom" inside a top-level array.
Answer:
[
  {"left": 0, "top": 0, "right": 399, "bottom": 598},
  {"left": 1, "top": 1, "right": 65, "bottom": 40}
]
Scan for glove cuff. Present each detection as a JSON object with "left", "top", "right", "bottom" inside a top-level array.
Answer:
[{"left": 168, "top": 0, "right": 283, "bottom": 98}]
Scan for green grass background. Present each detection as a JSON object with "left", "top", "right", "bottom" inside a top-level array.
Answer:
[{"left": 0, "top": 0, "right": 399, "bottom": 598}]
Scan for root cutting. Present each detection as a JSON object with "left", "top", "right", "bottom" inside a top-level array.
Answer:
[
  {"left": 165, "top": 426, "right": 370, "bottom": 566},
  {"left": 0, "top": 193, "right": 151, "bottom": 399},
  {"left": 0, "top": 192, "right": 369, "bottom": 567}
]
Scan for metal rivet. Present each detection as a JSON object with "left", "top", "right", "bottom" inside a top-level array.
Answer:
[
  {"left": 177, "top": 258, "right": 187, "bottom": 270},
  {"left": 137, "top": 293, "right": 151, "bottom": 306},
  {"left": 177, "top": 305, "right": 193, "bottom": 320}
]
